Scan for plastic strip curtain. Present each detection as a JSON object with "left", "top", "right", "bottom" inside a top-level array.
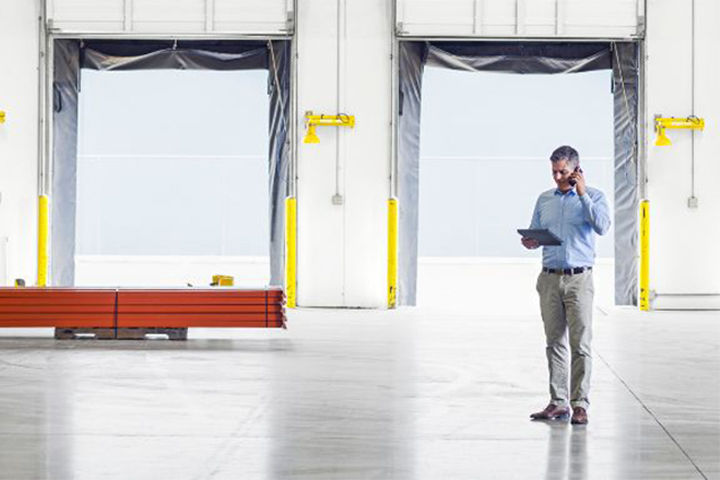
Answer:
[
  {"left": 51, "top": 40, "right": 81, "bottom": 287},
  {"left": 397, "top": 41, "right": 638, "bottom": 305},
  {"left": 612, "top": 42, "right": 640, "bottom": 306},
  {"left": 51, "top": 39, "right": 291, "bottom": 287}
]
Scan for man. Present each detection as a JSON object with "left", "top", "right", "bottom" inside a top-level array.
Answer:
[{"left": 521, "top": 145, "right": 611, "bottom": 425}]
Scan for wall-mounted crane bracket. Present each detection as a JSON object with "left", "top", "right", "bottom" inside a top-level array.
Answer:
[
  {"left": 654, "top": 115, "right": 705, "bottom": 146},
  {"left": 303, "top": 111, "right": 355, "bottom": 144}
]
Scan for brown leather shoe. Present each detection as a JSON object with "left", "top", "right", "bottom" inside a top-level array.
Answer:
[
  {"left": 571, "top": 407, "right": 588, "bottom": 425},
  {"left": 530, "top": 404, "right": 570, "bottom": 420}
]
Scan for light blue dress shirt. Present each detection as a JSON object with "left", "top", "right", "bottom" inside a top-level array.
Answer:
[{"left": 529, "top": 186, "right": 611, "bottom": 269}]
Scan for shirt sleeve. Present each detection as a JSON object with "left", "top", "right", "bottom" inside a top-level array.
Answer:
[
  {"left": 579, "top": 190, "right": 611, "bottom": 235},
  {"left": 529, "top": 197, "right": 542, "bottom": 229}
]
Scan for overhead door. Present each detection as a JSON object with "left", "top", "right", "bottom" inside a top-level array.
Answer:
[
  {"left": 396, "top": 0, "right": 644, "bottom": 38},
  {"left": 47, "top": 0, "right": 293, "bottom": 35}
]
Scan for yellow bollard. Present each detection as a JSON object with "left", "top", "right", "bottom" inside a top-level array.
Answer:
[
  {"left": 388, "top": 197, "right": 399, "bottom": 309},
  {"left": 286, "top": 197, "right": 297, "bottom": 308},
  {"left": 37, "top": 195, "right": 49, "bottom": 287},
  {"left": 639, "top": 200, "right": 650, "bottom": 311}
]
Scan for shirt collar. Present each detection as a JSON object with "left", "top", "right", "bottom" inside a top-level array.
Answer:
[{"left": 554, "top": 188, "right": 576, "bottom": 196}]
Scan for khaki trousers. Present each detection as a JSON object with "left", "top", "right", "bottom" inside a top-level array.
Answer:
[{"left": 536, "top": 270, "right": 594, "bottom": 410}]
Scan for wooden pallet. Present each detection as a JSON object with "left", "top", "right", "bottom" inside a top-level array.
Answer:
[
  {"left": 54, "top": 327, "right": 116, "bottom": 340},
  {"left": 115, "top": 327, "right": 188, "bottom": 341},
  {"left": 53, "top": 327, "right": 189, "bottom": 340}
]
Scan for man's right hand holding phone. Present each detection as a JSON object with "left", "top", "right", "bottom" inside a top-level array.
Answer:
[{"left": 569, "top": 166, "right": 586, "bottom": 195}]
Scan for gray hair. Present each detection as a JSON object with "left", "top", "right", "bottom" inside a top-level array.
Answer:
[{"left": 550, "top": 145, "right": 579, "bottom": 169}]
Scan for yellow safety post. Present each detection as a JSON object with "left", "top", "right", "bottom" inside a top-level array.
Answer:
[
  {"left": 639, "top": 200, "right": 650, "bottom": 311},
  {"left": 37, "top": 195, "right": 49, "bottom": 287},
  {"left": 388, "top": 197, "right": 399, "bottom": 309},
  {"left": 286, "top": 196, "right": 297, "bottom": 308},
  {"left": 0, "top": 111, "right": 6, "bottom": 124}
]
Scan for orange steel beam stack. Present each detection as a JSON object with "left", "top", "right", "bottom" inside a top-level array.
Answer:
[
  {"left": 0, "top": 288, "right": 116, "bottom": 328},
  {"left": 117, "top": 288, "right": 286, "bottom": 329},
  {"left": 0, "top": 287, "right": 286, "bottom": 331}
]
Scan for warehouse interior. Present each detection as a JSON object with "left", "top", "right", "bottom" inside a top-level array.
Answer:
[{"left": 0, "top": 1, "right": 718, "bottom": 479}]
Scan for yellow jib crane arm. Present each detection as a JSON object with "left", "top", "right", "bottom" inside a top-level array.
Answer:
[
  {"left": 303, "top": 111, "right": 355, "bottom": 144},
  {"left": 654, "top": 115, "right": 704, "bottom": 146}
]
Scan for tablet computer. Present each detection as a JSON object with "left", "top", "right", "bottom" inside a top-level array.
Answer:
[{"left": 517, "top": 229, "right": 562, "bottom": 246}]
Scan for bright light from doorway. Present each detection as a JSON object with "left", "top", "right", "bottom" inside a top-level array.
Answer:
[
  {"left": 75, "top": 69, "right": 270, "bottom": 287},
  {"left": 418, "top": 68, "right": 615, "bottom": 311}
]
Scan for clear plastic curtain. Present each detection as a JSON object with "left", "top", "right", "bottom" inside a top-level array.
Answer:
[{"left": 51, "top": 40, "right": 81, "bottom": 287}]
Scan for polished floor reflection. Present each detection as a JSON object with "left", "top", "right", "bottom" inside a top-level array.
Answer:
[{"left": 0, "top": 307, "right": 718, "bottom": 479}]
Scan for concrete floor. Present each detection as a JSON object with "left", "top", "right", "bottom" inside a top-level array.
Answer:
[{"left": 0, "top": 307, "right": 718, "bottom": 480}]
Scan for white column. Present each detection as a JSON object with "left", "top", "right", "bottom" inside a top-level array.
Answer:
[
  {"left": 646, "top": 0, "right": 720, "bottom": 303},
  {"left": 0, "top": 0, "right": 40, "bottom": 285},
  {"left": 342, "top": 0, "right": 392, "bottom": 307},
  {"left": 296, "top": 0, "right": 391, "bottom": 307}
]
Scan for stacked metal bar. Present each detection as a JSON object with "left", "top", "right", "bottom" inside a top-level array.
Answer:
[
  {"left": 0, "top": 287, "right": 286, "bottom": 331},
  {"left": 0, "top": 288, "right": 116, "bottom": 328},
  {"left": 117, "top": 288, "right": 286, "bottom": 329}
]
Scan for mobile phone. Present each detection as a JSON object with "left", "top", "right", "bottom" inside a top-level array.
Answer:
[{"left": 569, "top": 166, "right": 582, "bottom": 187}]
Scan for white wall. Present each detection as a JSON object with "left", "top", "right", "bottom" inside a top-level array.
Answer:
[
  {"left": 646, "top": 0, "right": 720, "bottom": 306},
  {"left": 0, "top": 0, "right": 39, "bottom": 286},
  {"left": 296, "top": 0, "right": 391, "bottom": 307},
  {"left": 417, "top": 258, "right": 616, "bottom": 314},
  {"left": 75, "top": 255, "right": 269, "bottom": 287}
]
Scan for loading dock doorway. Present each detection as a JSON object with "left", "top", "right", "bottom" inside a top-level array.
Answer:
[
  {"left": 397, "top": 41, "right": 640, "bottom": 308},
  {"left": 49, "top": 39, "right": 291, "bottom": 289},
  {"left": 74, "top": 68, "right": 270, "bottom": 287},
  {"left": 416, "top": 67, "right": 615, "bottom": 313}
]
